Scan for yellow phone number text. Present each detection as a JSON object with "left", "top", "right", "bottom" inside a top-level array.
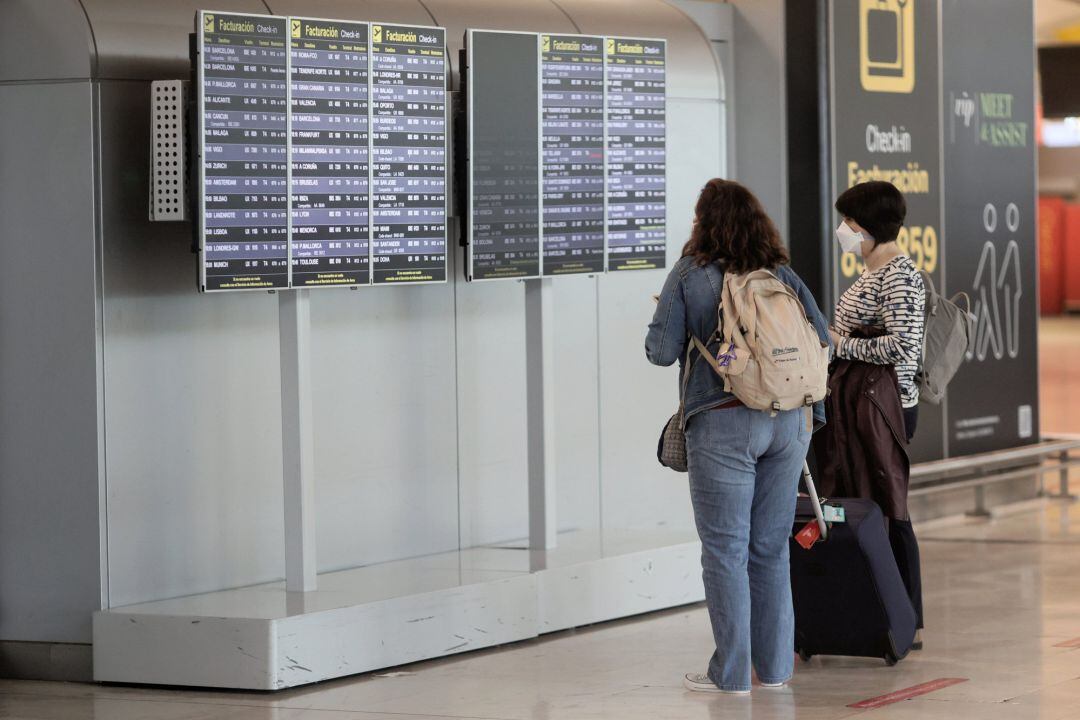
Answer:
[{"left": 840, "top": 225, "right": 938, "bottom": 278}]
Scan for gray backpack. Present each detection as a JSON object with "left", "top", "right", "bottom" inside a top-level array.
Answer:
[{"left": 917, "top": 271, "right": 974, "bottom": 404}]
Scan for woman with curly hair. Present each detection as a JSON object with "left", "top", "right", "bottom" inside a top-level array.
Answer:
[{"left": 646, "top": 179, "right": 830, "bottom": 694}]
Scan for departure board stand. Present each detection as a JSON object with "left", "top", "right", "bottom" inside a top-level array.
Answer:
[
  {"left": 279, "top": 289, "right": 317, "bottom": 592},
  {"left": 524, "top": 278, "right": 557, "bottom": 553}
]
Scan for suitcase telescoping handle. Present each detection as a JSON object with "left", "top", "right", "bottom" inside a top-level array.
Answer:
[{"left": 802, "top": 460, "right": 829, "bottom": 540}]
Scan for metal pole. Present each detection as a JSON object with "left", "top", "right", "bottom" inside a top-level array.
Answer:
[
  {"left": 1060, "top": 449, "right": 1071, "bottom": 498},
  {"left": 967, "top": 485, "right": 990, "bottom": 518},
  {"left": 525, "top": 278, "right": 557, "bottom": 550},
  {"left": 280, "top": 289, "right": 317, "bottom": 591},
  {"left": 1049, "top": 449, "right": 1078, "bottom": 502}
]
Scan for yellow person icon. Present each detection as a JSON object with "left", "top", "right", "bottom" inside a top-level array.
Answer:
[
  {"left": 204, "top": 13, "right": 215, "bottom": 33},
  {"left": 542, "top": 35, "right": 551, "bottom": 53},
  {"left": 291, "top": 19, "right": 301, "bottom": 38},
  {"left": 372, "top": 25, "right": 383, "bottom": 44},
  {"left": 859, "top": 0, "right": 915, "bottom": 93},
  {"left": 606, "top": 38, "right": 615, "bottom": 56}
]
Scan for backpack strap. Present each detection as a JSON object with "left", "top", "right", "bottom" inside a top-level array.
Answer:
[{"left": 690, "top": 335, "right": 733, "bottom": 392}]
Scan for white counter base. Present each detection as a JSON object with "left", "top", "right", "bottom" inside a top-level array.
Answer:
[{"left": 93, "top": 530, "right": 704, "bottom": 690}]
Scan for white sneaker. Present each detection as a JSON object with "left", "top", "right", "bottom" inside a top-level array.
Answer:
[
  {"left": 759, "top": 680, "right": 788, "bottom": 689},
  {"left": 683, "top": 673, "right": 751, "bottom": 695}
]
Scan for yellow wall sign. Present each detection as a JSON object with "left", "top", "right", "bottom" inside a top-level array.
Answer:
[
  {"left": 372, "top": 25, "right": 383, "bottom": 43},
  {"left": 542, "top": 35, "right": 551, "bottom": 52},
  {"left": 859, "top": 0, "right": 914, "bottom": 93},
  {"left": 1055, "top": 23, "right": 1080, "bottom": 43},
  {"left": 291, "top": 19, "right": 301, "bottom": 38},
  {"left": 204, "top": 13, "right": 215, "bottom": 33}
]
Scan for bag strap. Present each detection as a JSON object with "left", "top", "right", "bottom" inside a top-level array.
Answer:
[
  {"left": 677, "top": 341, "right": 697, "bottom": 427},
  {"left": 679, "top": 343, "right": 695, "bottom": 402},
  {"left": 920, "top": 270, "right": 939, "bottom": 315},
  {"left": 920, "top": 266, "right": 972, "bottom": 316},
  {"left": 950, "top": 291, "right": 972, "bottom": 316}
]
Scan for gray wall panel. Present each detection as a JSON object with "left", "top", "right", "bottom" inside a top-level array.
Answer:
[
  {"left": 0, "top": 83, "right": 103, "bottom": 643},
  {"left": 455, "top": 275, "right": 607, "bottom": 546},
  {"left": 670, "top": 0, "right": 734, "bottom": 45},
  {"left": 666, "top": 0, "right": 736, "bottom": 175},
  {"left": 309, "top": 286, "right": 460, "bottom": 571},
  {"left": 597, "top": 271, "right": 693, "bottom": 535},
  {"left": 0, "top": 0, "right": 94, "bottom": 82},
  {"left": 729, "top": 0, "right": 788, "bottom": 240},
  {"left": 454, "top": 281, "right": 530, "bottom": 547},
  {"left": 553, "top": 278, "right": 601, "bottom": 535},
  {"left": 97, "top": 81, "right": 286, "bottom": 606}
]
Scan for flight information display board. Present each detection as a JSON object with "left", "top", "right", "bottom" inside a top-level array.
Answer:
[
  {"left": 464, "top": 30, "right": 666, "bottom": 281},
  {"left": 605, "top": 37, "right": 666, "bottom": 272},
  {"left": 467, "top": 30, "right": 541, "bottom": 281},
  {"left": 198, "top": 11, "right": 290, "bottom": 291},
  {"left": 370, "top": 24, "right": 448, "bottom": 284},
  {"left": 541, "top": 34, "right": 605, "bottom": 276},
  {"left": 195, "top": 11, "right": 447, "bottom": 291},
  {"left": 289, "top": 18, "right": 370, "bottom": 287}
]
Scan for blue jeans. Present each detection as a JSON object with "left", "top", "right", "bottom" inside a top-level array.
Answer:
[{"left": 686, "top": 405, "right": 811, "bottom": 692}]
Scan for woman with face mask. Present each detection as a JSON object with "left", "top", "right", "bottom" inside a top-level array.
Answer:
[{"left": 824, "top": 180, "right": 926, "bottom": 648}]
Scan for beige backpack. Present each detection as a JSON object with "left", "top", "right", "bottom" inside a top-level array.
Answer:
[{"left": 693, "top": 269, "right": 829, "bottom": 414}]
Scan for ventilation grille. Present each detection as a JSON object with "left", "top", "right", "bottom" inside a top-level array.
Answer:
[{"left": 150, "top": 80, "right": 188, "bottom": 222}]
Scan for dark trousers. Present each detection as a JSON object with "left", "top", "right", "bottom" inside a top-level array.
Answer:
[{"left": 892, "top": 406, "right": 924, "bottom": 629}]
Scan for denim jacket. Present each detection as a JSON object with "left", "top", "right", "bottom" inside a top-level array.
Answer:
[{"left": 645, "top": 256, "right": 831, "bottom": 427}]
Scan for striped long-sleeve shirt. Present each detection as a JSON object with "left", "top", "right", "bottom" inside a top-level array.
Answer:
[{"left": 834, "top": 255, "right": 925, "bottom": 408}]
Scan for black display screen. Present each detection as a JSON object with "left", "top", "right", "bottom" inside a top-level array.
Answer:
[
  {"left": 196, "top": 12, "right": 448, "bottom": 292},
  {"left": 467, "top": 31, "right": 541, "bottom": 281},
  {"left": 1039, "top": 45, "right": 1080, "bottom": 118},
  {"left": 465, "top": 31, "right": 666, "bottom": 280},
  {"left": 605, "top": 37, "right": 666, "bottom": 272},
  {"left": 199, "top": 11, "right": 290, "bottom": 291},
  {"left": 370, "top": 24, "right": 448, "bottom": 284},
  {"left": 289, "top": 18, "right": 370, "bottom": 287},
  {"left": 541, "top": 34, "right": 605, "bottom": 276}
]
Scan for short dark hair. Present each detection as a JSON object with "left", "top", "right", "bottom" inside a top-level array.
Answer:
[
  {"left": 682, "top": 179, "right": 789, "bottom": 273},
  {"left": 834, "top": 181, "right": 906, "bottom": 244}
]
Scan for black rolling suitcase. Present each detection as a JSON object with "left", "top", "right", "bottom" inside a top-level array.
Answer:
[{"left": 790, "top": 461, "right": 917, "bottom": 666}]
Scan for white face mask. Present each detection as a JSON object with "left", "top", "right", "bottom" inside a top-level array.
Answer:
[{"left": 835, "top": 221, "right": 870, "bottom": 255}]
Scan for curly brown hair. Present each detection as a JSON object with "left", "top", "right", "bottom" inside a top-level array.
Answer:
[{"left": 681, "top": 178, "right": 789, "bottom": 274}]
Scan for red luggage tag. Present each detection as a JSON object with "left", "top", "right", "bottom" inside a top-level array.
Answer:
[{"left": 794, "top": 521, "right": 821, "bottom": 550}]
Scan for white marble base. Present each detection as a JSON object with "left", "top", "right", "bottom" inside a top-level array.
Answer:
[
  {"left": 92, "top": 531, "right": 705, "bottom": 690},
  {"left": 538, "top": 540, "right": 703, "bottom": 633}
]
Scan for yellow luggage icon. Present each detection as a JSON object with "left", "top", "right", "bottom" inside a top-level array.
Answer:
[{"left": 859, "top": 0, "right": 915, "bottom": 94}]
